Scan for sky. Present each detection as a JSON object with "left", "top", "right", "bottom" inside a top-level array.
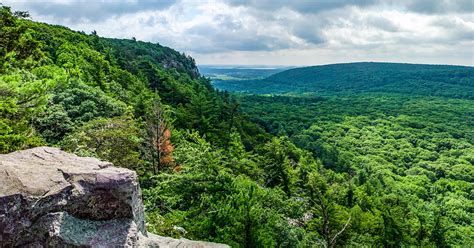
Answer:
[{"left": 3, "top": 0, "right": 474, "bottom": 66}]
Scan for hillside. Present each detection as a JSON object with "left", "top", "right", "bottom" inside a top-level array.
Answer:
[
  {"left": 0, "top": 6, "right": 267, "bottom": 152},
  {"left": 214, "top": 62, "right": 474, "bottom": 98},
  {"left": 0, "top": 6, "right": 278, "bottom": 247}
]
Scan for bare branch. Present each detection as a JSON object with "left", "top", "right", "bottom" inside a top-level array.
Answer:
[{"left": 330, "top": 215, "right": 351, "bottom": 247}]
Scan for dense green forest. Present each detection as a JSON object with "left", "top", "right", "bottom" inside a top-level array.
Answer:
[
  {"left": 1, "top": 6, "right": 473, "bottom": 247},
  {"left": 236, "top": 93, "right": 473, "bottom": 247},
  {"left": 213, "top": 62, "right": 474, "bottom": 99}
]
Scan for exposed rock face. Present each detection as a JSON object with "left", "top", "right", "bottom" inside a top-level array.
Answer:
[{"left": 0, "top": 147, "right": 228, "bottom": 248}]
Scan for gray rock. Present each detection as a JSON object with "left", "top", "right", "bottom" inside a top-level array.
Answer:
[
  {"left": 0, "top": 147, "right": 228, "bottom": 248},
  {"left": 139, "top": 233, "right": 230, "bottom": 248}
]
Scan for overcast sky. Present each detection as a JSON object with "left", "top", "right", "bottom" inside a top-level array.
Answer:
[{"left": 3, "top": 0, "right": 474, "bottom": 66}]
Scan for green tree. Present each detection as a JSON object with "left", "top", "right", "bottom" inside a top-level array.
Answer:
[
  {"left": 305, "top": 171, "right": 351, "bottom": 248},
  {"left": 0, "top": 69, "right": 50, "bottom": 152},
  {"left": 261, "top": 136, "right": 299, "bottom": 196},
  {"left": 61, "top": 114, "right": 144, "bottom": 171}
]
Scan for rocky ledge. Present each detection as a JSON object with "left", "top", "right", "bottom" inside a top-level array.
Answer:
[{"left": 0, "top": 147, "right": 228, "bottom": 248}]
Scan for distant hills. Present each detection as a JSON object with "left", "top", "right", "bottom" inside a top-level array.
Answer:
[
  {"left": 213, "top": 62, "right": 474, "bottom": 98},
  {"left": 198, "top": 65, "right": 291, "bottom": 81}
]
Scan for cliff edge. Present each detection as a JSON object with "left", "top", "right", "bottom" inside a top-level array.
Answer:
[{"left": 0, "top": 147, "right": 228, "bottom": 247}]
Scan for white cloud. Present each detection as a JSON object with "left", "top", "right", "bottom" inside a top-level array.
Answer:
[{"left": 3, "top": 0, "right": 473, "bottom": 66}]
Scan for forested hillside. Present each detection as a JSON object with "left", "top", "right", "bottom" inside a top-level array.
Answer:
[
  {"left": 213, "top": 62, "right": 474, "bottom": 98},
  {"left": 208, "top": 58, "right": 473, "bottom": 247},
  {"left": 1, "top": 5, "right": 473, "bottom": 247}
]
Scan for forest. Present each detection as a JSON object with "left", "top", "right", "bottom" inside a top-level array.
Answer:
[
  {"left": 213, "top": 62, "right": 474, "bottom": 99},
  {"left": 1, "top": 6, "right": 473, "bottom": 247}
]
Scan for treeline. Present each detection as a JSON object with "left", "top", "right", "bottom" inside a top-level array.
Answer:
[{"left": 213, "top": 62, "right": 474, "bottom": 99}]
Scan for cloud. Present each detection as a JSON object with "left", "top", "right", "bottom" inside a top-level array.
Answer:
[
  {"left": 290, "top": 18, "right": 327, "bottom": 45},
  {"left": 430, "top": 16, "right": 474, "bottom": 42},
  {"left": 365, "top": 15, "right": 399, "bottom": 32},
  {"left": 225, "top": 0, "right": 378, "bottom": 13},
  {"left": 183, "top": 10, "right": 297, "bottom": 53},
  {"left": 406, "top": 0, "right": 474, "bottom": 14},
  {"left": 2, "top": 0, "right": 177, "bottom": 22},
  {"left": 2, "top": 0, "right": 472, "bottom": 65}
]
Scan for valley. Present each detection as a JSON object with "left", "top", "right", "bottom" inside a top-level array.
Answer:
[{"left": 203, "top": 63, "right": 474, "bottom": 247}]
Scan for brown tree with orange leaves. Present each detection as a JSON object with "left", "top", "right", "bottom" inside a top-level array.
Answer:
[{"left": 147, "top": 101, "right": 175, "bottom": 173}]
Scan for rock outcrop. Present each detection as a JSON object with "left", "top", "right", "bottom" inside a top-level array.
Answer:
[{"left": 0, "top": 147, "right": 228, "bottom": 247}]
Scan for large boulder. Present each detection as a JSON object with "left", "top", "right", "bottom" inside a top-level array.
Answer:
[{"left": 0, "top": 147, "right": 228, "bottom": 248}]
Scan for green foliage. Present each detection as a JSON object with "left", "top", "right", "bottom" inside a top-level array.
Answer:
[
  {"left": 305, "top": 170, "right": 351, "bottom": 247},
  {"left": 61, "top": 115, "right": 144, "bottom": 171},
  {"left": 0, "top": 68, "right": 51, "bottom": 152},
  {"left": 34, "top": 104, "right": 73, "bottom": 144},
  {"left": 214, "top": 62, "right": 474, "bottom": 99},
  {"left": 51, "top": 81, "right": 127, "bottom": 123},
  {"left": 0, "top": 6, "right": 276, "bottom": 247},
  {"left": 143, "top": 131, "right": 305, "bottom": 247},
  {"left": 238, "top": 93, "right": 474, "bottom": 246},
  {"left": 260, "top": 137, "right": 299, "bottom": 196},
  {"left": 0, "top": 6, "right": 44, "bottom": 71}
]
